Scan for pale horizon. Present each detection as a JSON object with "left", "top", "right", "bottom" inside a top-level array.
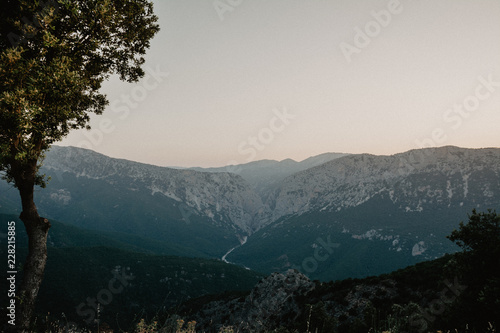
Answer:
[
  {"left": 60, "top": 0, "right": 500, "bottom": 168},
  {"left": 53, "top": 144, "right": 500, "bottom": 169}
]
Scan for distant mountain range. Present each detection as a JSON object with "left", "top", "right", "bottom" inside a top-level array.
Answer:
[
  {"left": 227, "top": 146, "right": 500, "bottom": 280},
  {"left": 189, "top": 152, "right": 349, "bottom": 199},
  {"left": 1, "top": 145, "right": 498, "bottom": 280}
]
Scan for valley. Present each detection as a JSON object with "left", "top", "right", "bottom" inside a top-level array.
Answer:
[
  {"left": 1, "top": 145, "right": 499, "bottom": 331},
  {"left": 2, "top": 145, "right": 498, "bottom": 278}
]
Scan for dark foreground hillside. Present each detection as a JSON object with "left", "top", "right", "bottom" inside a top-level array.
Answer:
[
  {"left": 0, "top": 215, "right": 265, "bottom": 332},
  {"left": 173, "top": 255, "right": 496, "bottom": 333},
  {"left": 1, "top": 210, "right": 498, "bottom": 332},
  {"left": 1, "top": 246, "right": 265, "bottom": 332},
  {"left": 166, "top": 210, "right": 500, "bottom": 333}
]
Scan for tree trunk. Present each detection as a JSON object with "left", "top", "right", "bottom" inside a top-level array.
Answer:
[{"left": 15, "top": 171, "right": 51, "bottom": 332}]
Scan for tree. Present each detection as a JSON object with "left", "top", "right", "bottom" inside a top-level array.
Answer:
[
  {"left": 446, "top": 209, "right": 500, "bottom": 329},
  {"left": 0, "top": 0, "right": 159, "bottom": 330}
]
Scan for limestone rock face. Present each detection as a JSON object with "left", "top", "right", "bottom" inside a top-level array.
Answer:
[
  {"left": 266, "top": 146, "right": 500, "bottom": 221},
  {"left": 42, "top": 146, "right": 264, "bottom": 234},
  {"left": 193, "top": 269, "right": 315, "bottom": 332},
  {"left": 36, "top": 146, "right": 500, "bottom": 239}
]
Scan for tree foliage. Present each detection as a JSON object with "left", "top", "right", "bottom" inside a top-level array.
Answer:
[
  {"left": 0, "top": 0, "right": 159, "bottom": 329},
  {"left": 446, "top": 209, "right": 500, "bottom": 329},
  {"left": 0, "top": 0, "right": 159, "bottom": 186},
  {"left": 448, "top": 209, "right": 500, "bottom": 255}
]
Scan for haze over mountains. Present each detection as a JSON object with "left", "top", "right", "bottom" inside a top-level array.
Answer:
[
  {"left": 190, "top": 152, "right": 349, "bottom": 198},
  {"left": 1, "top": 145, "right": 498, "bottom": 281}
]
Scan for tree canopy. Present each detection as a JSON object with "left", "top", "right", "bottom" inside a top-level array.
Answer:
[
  {"left": 0, "top": 1, "right": 159, "bottom": 329},
  {"left": 446, "top": 209, "right": 500, "bottom": 329},
  {"left": 0, "top": 0, "right": 159, "bottom": 186}
]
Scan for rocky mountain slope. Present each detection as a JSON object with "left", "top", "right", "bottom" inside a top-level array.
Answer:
[
  {"left": 227, "top": 146, "right": 500, "bottom": 280},
  {"left": 187, "top": 269, "right": 316, "bottom": 332},
  {"left": 191, "top": 152, "right": 348, "bottom": 198},
  {"left": 266, "top": 146, "right": 499, "bottom": 220},
  {"left": 0, "top": 146, "right": 265, "bottom": 257},
  {"left": 178, "top": 254, "right": 477, "bottom": 333},
  {"left": 43, "top": 146, "right": 264, "bottom": 232},
  {"left": 1, "top": 146, "right": 498, "bottom": 279}
]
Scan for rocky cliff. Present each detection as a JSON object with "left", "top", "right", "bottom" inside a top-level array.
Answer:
[
  {"left": 266, "top": 146, "right": 500, "bottom": 221},
  {"left": 190, "top": 269, "right": 315, "bottom": 332},
  {"left": 42, "top": 146, "right": 264, "bottom": 234}
]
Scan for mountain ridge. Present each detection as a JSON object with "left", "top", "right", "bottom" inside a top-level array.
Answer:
[
  {"left": 1, "top": 145, "right": 499, "bottom": 280},
  {"left": 188, "top": 151, "right": 349, "bottom": 198},
  {"left": 264, "top": 145, "right": 500, "bottom": 221},
  {"left": 226, "top": 146, "right": 500, "bottom": 279}
]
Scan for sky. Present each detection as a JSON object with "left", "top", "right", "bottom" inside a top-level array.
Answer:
[{"left": 60, "top": 0, "right": 500, "bottom": 168}]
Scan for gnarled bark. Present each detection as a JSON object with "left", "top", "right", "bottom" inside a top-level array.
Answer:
[
  {"left": 17, "top": 216, "right": 50, "bottom": 332},
  {"left": 11, "top": 158, "right": 51, "bottom": 332}
]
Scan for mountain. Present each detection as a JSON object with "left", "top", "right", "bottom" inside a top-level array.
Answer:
[
  {"left": 226, "top": 146, "right": 500, "bottom": 280},
  {"left": 1, "top": 146, "right": 498, "bottom": 281},
  {"left": 265, "top": 146, "right": 499, "bottom": 220},
  {"left": 0, "top": 146, "right": 264, "bottom": 257},
  {"left": 190, "top": 152, "right": 348, "bottom": 198},
  {"left": 0, "top": 148, "right": 346, "bottom": 259}
]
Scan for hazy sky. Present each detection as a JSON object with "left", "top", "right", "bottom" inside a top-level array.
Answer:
[{"left": 60, "top": 0, "right": 500, "bottom": 167}]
